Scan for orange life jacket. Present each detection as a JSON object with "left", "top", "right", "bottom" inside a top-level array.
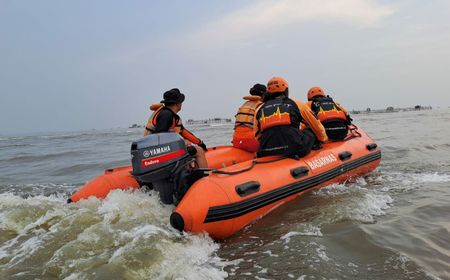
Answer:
[
  {"left": 145, "top": 104, "right": 182, "bottom": 134},
  {"left": 234, "top": 96, "right": 262, "bottom": 129},
  {"left": 145, "top": 103, "right": 201, "bottom": 145},
  {"left": 310, "top": 96, "right": 347, "bottom": 123},
  {"left": 257, "top": 97, "right": 300, "bottom": 133}
]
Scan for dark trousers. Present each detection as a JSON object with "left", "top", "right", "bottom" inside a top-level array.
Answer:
[
  {"left": 257, "top": 126, "right": 315, "bottom": 158},
  {"left": 323, "top": 120, "right": 348, "bottom": 140}
]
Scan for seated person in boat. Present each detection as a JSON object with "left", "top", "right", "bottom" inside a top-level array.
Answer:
[
  {"left": 306, "top": 86, "right": 353, "bottom": 141},
  {"left": 144, "top": 88, "right": 208, "bottom": 168},
  {"left": 232, "top": 83, "right": 266, "bottom": 153},
  {"left": 254, "top": 77, "right": 328, "bottom": 158}
]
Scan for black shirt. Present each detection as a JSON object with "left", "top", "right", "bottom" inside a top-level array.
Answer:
[{"left": 154, "top": 108, "right": 179, "bottom": 133}]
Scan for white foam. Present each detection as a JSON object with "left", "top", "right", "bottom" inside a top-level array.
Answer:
[
  {"left": 4, "top": 235, "right": 44, "bottom": 266},
  {"left": 313, "top": 183, "right": 350, "bottom": 197},
  {"left": 108, "top": 224, "right": 171, "bottom": 263},
  {"left": 416, "top": 173, "right": 450, "bottom": 183},
  {"left": 0, "top": 189, "right": 231, "bottom": 280},
  {"left": 0, "top": 193, "right": 67, "bottom": 234},
  {"left": 280, "top": 225, "right": 323, "bottom": 243},
  {"left": 98, "top": 189, "right": 173, "bottom": 224},
  {"left": 381, "top": 172, "right": 450, "bottom": 191},
  {"left": 262, "top": 250, "right": 279, "bottom": 257},
  {"left": 312, "top": 181, "right": 394, "bottom": 223},
  {"left": 352, "top": 192, "right": 393, "bottom": 223},
  {"left": 425, "top": 272, "right": 444, "bottom": 280},
  {"left": 316, "top": 244, "right": 331, "bottom": 262},
  {"left": 154, "top": 234, "right": 229, "bottom": 280},
  {"left": 258, "top": 268, "right": 268, "bottom": 274}
]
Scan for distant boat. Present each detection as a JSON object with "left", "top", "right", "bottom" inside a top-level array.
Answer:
[{"left": 128, "top": 124, "right": 143, "bottom": 129}]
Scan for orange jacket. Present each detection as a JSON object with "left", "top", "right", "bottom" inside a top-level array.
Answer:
[
  {"left": 233, "top": 96, "right": 263, "bottom": 140},
  {"left": 144, "top": 103, "right": 202, "bottom": 145},
  {"left": 294, "top": 99, "right": 328, "bottom": 143}
]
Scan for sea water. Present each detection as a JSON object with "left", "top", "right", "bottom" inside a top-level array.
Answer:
[{"left": 0, "top": 109, "right": 449, "bottom": 279}]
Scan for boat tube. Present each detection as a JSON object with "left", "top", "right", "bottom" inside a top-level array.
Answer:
[{"left": 69, "top": 127, "right": 380, "bottom": 239}]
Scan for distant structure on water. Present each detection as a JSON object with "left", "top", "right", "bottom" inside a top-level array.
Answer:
[
  {"left": 128, "top": 118, "right": 232, "bottom": 129},
  {"left": 186, "top": 118, "right": 232, "bottom": 125},
  {"left": 130, "top": 105, "right": 435, "bottom": 129},
  {"left": 351, "top": 105, "right": 432, "bottom": 114}
]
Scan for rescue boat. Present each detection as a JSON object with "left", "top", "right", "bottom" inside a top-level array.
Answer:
[{"left": 69, "top": 126, "right": 380, "bottom": 240}]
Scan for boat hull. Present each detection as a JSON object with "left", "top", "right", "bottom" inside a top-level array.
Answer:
[{"left": 170, "top": 129, "right": 381, "bottom": 239}]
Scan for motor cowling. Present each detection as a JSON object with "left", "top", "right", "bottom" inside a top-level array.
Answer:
[{"left": 131, "top": 132, "right": 195, "bottom": 204}]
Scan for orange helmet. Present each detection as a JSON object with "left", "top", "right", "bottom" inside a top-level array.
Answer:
[
  {"left": 307, "top": 86, "right": 325, "bottom": 100},
  {"left": 267, "top": 77, "right": 288, "bottom": 94}
]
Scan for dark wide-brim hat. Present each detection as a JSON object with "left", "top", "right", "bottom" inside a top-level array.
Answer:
[
  {"left": 249, "top": 83, "right": 267, "bottom": 97},
  {"left": 161, "top": 88, "right": 185, "bottom": 104}
]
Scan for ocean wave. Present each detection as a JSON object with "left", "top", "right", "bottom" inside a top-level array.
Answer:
[
  {"left": 0, "top": 190, "right": 229, "bottom": 280},
  {"left": 49, "top": 163, "right": 102, "bottom": 176},
  {"left": 0, "top": 136, "right": 26, "bottom": 141},
  {"left": 0, "top": 143, "right": 33, "bottom": 150},
  {"left": 312, "top": 178, "right": 393, "bottom": 224},
  {"left": 280, "top": 225, "right": 323, "bottom": 244},
  {"left": 377, "top": 172, "right": 450, "bottom": 193},
  {"left": 2, "top": 150, "right": 88, "bottom": 164},
  {"left": 0, "top": 183, "right": 77, "bottom": 198},
  {"left": 415, "top": 172, "right": 450, "bottom": 183}
]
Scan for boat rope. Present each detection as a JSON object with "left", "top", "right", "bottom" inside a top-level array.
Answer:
[
  {"left": 198, "top": 124, "right": 361, "bottom": 176},
  {"left": 349, "top": 124, "right": 362, "bottom": 138},
  {"left": 210, "top": 156, "right": 288, "bottom": 175}
]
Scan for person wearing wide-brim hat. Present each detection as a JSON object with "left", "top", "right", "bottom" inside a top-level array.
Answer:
[{"left": 144, "top": 88, "right": 208, "bottom": 168}]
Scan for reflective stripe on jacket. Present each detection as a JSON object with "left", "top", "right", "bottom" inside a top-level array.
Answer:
[
  {"left": 257, "top": 97, "right": 299, "bottom": 133},
  {"left": 309, "top": 96, "right": 348, "bottom": 122}
]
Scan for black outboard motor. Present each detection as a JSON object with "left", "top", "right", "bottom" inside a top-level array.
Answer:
[{"left": 131, "top": 132, "right": 198, "bottom": 204}]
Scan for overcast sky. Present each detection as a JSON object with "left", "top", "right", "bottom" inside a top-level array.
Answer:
[{"left": 1, "top": 0, "right": 449, "bottom": 135}]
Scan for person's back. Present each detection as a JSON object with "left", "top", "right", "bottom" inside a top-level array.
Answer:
[
  {"left": 144, "top": 88, "right": 208, "bottom": 168},
  {"left": 254, "top": 77, "right": 327, "bottom": 158},
  {"left": 232, "top": 84, "right": 265, "bottom": 153},
  {"left": 307, "top": 87, "right": 351, "bottom": 141}
]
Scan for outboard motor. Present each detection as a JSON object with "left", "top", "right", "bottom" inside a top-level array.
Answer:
[{"left": 131, "top": 132, "right": 200, "bottom": 204}]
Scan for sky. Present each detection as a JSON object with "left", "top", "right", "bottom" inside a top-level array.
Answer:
[{"left": 1, "top": 0, "right": 450, "bottom": 135}]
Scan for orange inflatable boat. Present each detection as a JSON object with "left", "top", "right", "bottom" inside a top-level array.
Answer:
[{"left": 69, "top": 127, "right": 380, "bottom": 239}]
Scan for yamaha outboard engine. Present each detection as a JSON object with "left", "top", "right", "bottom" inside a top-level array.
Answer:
[{"left": 131, "top": 132, "right": 197, "bottom": 204}]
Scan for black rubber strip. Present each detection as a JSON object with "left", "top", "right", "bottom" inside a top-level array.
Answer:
[{"left": 204, "top": 151, "right": 381, "bottom": 223}]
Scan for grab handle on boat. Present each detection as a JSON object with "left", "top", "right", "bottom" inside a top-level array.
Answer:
[
  {"left": 366, "top": 143, "right": 378, "bottom": 151},
  {"left": 235, "top": 181, "right": 260, "bottom": 197},
  {"left": 338, "top": 151, "right": 352, "bottom": 161},
  {"left": 290, "top": 166, "right": 309, "bottom": 179}
]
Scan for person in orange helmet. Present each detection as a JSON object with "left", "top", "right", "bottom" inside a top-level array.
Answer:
[
  {"left": 232, "top": 83, "right": 265, "bottom": 153},
  {"left": 307, "top": 86, "right": 352, "bottom": 140},
  {"left": 254, "top": 77, "right": 328, "bottom": 158},
  {"left": 144, "top": 88, "right": 208, "bottom": 168}
]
